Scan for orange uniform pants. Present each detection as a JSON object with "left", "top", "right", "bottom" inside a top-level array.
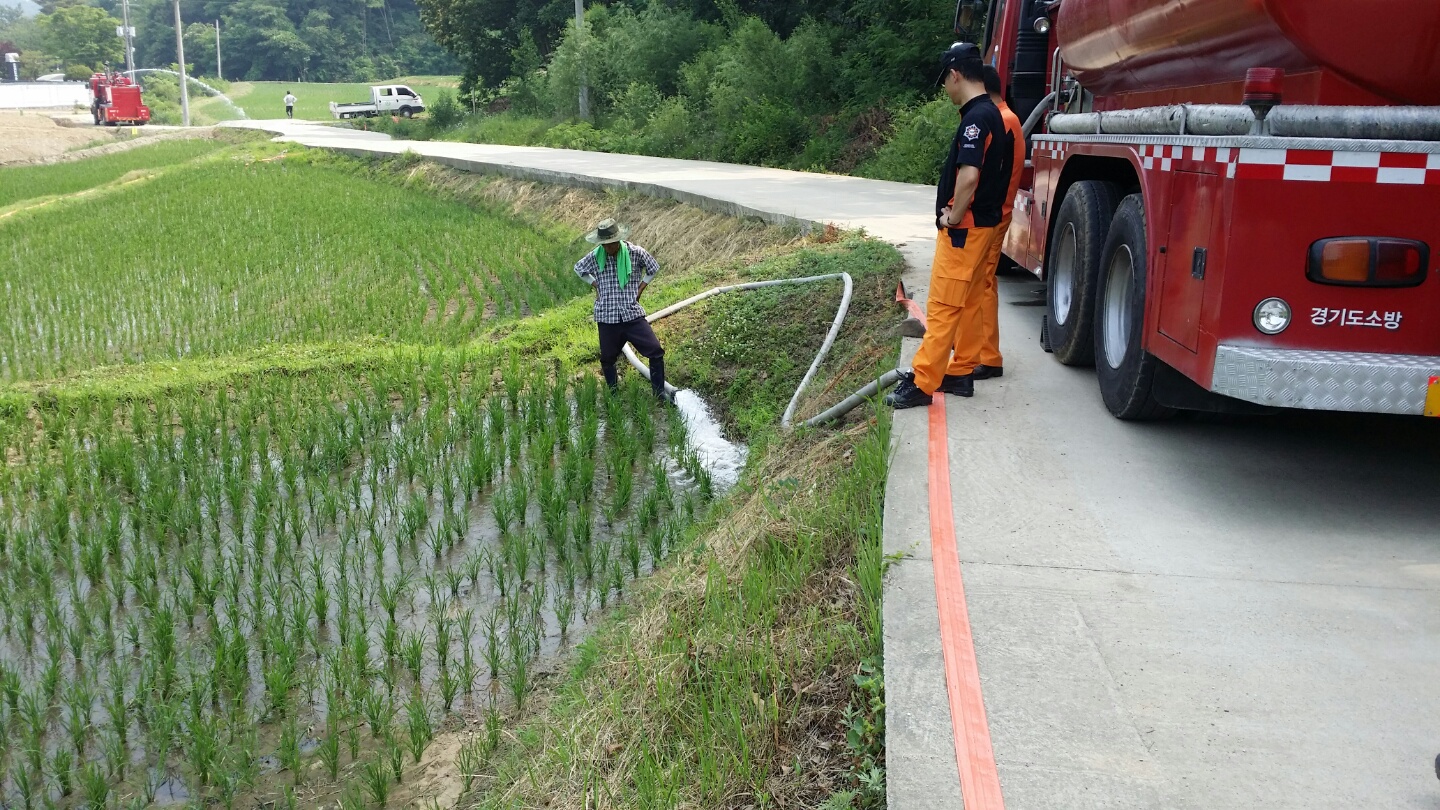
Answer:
[
  {"left": 947, "top": 214, "right": 1010, "bottom": 374},
  {"left": 913, "top": 225, "right": 1000, "bottom": 395}
]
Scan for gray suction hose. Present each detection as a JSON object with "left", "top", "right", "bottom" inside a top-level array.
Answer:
[
  {"left": 622, "top": 271, "right": 899, "bottom": 429},
  {"left": 804, "top": 369, "right": 904, "bottom": 426}
]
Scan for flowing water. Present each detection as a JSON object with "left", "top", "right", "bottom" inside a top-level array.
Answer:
[
  {"left": 123, "top": 68, "right": 248, "bottom": 119},
  {"left": 674, "top": 390, "right": 747, "bottom": 489}
]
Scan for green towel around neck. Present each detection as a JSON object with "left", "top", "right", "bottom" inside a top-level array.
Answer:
[{"left": 594, "top": 243, "right": 632, "bottom": 288}]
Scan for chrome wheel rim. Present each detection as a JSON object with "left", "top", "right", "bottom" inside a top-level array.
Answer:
[
  {"left": 1051, "top": 223, "right": 1078, "bottom": 325},
  {"left": 1103, "top": 245, "right": 1134, "bottom": 369}
]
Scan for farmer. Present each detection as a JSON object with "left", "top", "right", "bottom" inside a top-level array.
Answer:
[
  {"left": 886, "top": 42, "right": 1015, "bottom": 408},
  {"left": 283, "top": 90, "right": 296, "bottom": 118},
  {"left": 573, "top": 219, "right": 672, "bottom": 403}
]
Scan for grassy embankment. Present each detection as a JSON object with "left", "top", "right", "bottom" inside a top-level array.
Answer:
[{"left": 0, "top": 143, "right": 899, "bottom": 809}]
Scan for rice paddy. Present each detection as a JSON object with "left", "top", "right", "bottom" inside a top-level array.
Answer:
[
  {"left": 0, "top": 135, "right": 901, "bottom": 808},
  {"left": 0, "top": 139, "right": 229, "bottom": 210},
  {"left": 1, "top": 156, "right": 581, "bottom": 382},
  {"left": 0, "top": 136, "right": 738, "bottom": 808},
  {"left": 0, "top": 346, "right": 714, "bottom": 808}
]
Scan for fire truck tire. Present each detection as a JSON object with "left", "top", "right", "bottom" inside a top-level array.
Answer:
[
  {"left": 1046, "top": 179, "right": 1120, "bottom": 366},
  {"left": 1093, "top": 194, "right": 1173, "bottom": 421}
]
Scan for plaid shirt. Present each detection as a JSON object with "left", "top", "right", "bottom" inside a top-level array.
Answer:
[{"left": 573, "top": 242, "right": 660, "bottom": 324}]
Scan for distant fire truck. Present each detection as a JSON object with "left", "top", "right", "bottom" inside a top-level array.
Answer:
[
  {"left": 960, "top": 0, "right": 1440, "bottom": 419},
  {"left": 90, "top": 72, "right": 150, "bottom": 126}
]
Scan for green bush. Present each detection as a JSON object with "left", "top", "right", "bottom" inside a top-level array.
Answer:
[
  {"left": 139, "top": 72, "right": 183, "bottom": 126},
  {"left": 446, "top": 113, "right": 554, "bottom": 147},
  {"left": 856, "top": 97, "right": 956, "bottom": 185},
  {"left": 638, "top": 97, "right": 697, "bottom": 158},
  {"left": 427, "top": 89, "right": 462, "bottom": 131},
  {"left": 726, "top": 98, "right": 809, "bottom": 166},
  {"left": 64, "top": 63, "right": 94, "bottom": 82},
  {"left": 539, "top": 121, "right": 613, "bottom": 152}
]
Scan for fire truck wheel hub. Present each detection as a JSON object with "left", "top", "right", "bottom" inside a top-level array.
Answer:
[
  {"left": 1053, "top": 223, "right": 1078, "bottom": 325},
  {"left": 1102, "top": 244, "right": 1134, "bottom": 369}
]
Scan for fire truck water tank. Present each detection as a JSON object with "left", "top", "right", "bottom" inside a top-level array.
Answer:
[{"left": 1056, "top": 0, "right": 1440, "bottom": 106}]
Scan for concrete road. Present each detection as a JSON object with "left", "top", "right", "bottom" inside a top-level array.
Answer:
[
  {"left": 940, "top": 271, "right": 1440, "bottom": 809},
  {"left": 229, "top": 120, "right": 1440, "bottom": 808}
]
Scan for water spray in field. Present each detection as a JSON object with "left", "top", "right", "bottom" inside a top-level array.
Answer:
[
  {"left": 124, "top": 68, "right": 248, "bottom": 119},
  {"left": 674, "top": 389, "right": 747, "bottom": 489}
]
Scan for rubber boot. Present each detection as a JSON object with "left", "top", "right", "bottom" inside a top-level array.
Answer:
[
  {"left": 649, "top": 356, "right": 672, "bottom": 403},
  {"left": 601, "top": 362, "right": 619, "bottom": 392}
]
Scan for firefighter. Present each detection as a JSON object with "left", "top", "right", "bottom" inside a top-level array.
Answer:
[
  {"left": 886, "top": 42, "right": 1015, "bottom": 409},
  {"left": 945, "top": 64, "right": 1026, "bottom": 383}
]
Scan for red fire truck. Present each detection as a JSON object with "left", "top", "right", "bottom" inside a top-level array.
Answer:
[
  {"left": 961, "top": 0, "right": 1440, "bottom": 419},
  {"left": 90, "top": 72, "right": 150, "bottom": 126}
]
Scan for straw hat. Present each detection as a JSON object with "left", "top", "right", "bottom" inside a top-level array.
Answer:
[{"left": 584, "top": 218, "right": 629, "bottom": 245}]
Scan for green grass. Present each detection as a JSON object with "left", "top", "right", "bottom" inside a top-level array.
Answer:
[
  {"left": 200, "top": 78, "right": 458, "bottom": 121},
  {"left": 0, "top": 147, "right": 583, "bottom": 382},
  {"left": 0, "top": 138, "right": 228, "bottom": 209}
]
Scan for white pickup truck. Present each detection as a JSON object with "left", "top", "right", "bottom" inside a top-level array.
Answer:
[{"left": 330, "top": 84, "right": 426, "bottom": 119}]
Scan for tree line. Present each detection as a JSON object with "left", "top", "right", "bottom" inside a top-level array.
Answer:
[
  {"left": 0, "top": 0, "right": 456, "bottom": 81},
  {"left": 401, "top": 0, "right": 964, "bottom": 180}
]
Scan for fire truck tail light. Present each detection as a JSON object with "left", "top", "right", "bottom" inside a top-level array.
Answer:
[
  {"left": 1316, "top": 240, "right": 1370, "bottom": 282},
  {"left": 1308, "top": 238, "right": 1429, "bottom": 287},
  {"left": 1375, "top": 242, "right": 1425, "bottom": 283}
]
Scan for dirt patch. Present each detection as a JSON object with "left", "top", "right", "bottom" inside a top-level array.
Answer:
[
  {"left": 0, "top": 111, "right": 219, "bottom": 166},
  {"left": 0, "top": 111, "right": 122, "bottom": 162}
]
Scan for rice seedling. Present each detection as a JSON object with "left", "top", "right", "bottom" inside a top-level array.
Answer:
[
  {"left": 279, "top": 715, "right": 302, "bottom": 781},
  {"left": 80, "top": 759, "right": 110, "bottom": 808},
  {"left": 51, "top": 748, "right": 74, "bottom": 797},
  {"left": 457, "top": 736, "right": 484, "bottom": 794},
  {"left": 318, "top": 715, "right": 342, "bottom": 781},
  {"left": 405, "top": 692, "right": 433, "bottom": 762},
  {"left": 362, "top": 758, "right": 393, "bottom": 807}
]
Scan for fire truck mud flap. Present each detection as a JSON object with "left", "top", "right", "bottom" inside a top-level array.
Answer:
[{"left": 1211, "top": 345, "right": 1440, "bottom": 416}]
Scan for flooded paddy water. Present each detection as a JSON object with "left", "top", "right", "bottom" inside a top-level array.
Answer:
[{"left": 0, "top": 348, "right": 743, "bottom": 807}]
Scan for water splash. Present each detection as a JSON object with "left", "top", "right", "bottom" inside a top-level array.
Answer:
[
  {"left": 123, "top": 68, "right": 247, "bottom": 119},
  {"left": 674, "top": 389, "right": 747, "bottom": 489}
]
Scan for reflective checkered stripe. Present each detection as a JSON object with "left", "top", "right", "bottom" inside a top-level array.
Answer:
[{"left": 1033, "top": 140, "right": 1440, "bottom": 185}]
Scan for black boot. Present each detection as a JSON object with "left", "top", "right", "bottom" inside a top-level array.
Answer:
[
  {"left": 649, "top": 356, "right": 674, "bottom": 403},
  {"left": 601, "top": 362, "right": 619, "bottom": 392}
]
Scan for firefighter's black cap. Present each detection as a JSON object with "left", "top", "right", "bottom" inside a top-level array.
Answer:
[{"left": 936, "top": 41, "right": 983, "bottom": 85}]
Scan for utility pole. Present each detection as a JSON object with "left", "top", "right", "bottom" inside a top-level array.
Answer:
[
  {"left": 120, "top": 0, "right": 134, "bottom": 76},
  {"left": 574, "top": 0, "right": 588, "bottom": 120},
  {"left": 172, "top": 0, "right": 189, "bottom": 125},
  {"left": 215, "top": 20, "right": 221, "bottom": 80}
]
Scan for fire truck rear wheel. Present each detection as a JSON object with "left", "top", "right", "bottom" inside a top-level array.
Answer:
[
  {"left": 1094, "top": 194, "right": 1173, "bottom": 421},
  {"left": 1045, "top": 180, "right": 1120, "bottom": 366}
]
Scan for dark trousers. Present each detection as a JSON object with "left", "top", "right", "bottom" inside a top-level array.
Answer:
[
  {"left": 286, "top": 106, "right": 294, "bottom": 118},
  {"left": 598, "top": 318, "right": 665, "bottom": 393}
]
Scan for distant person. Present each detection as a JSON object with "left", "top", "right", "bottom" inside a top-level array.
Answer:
[
  {"left": 944, "top": 64, "right": 1026, "bottom": 384},
  {"left": 283, "top": 90, "right": 296, "bottom": 118},
  {"left": 572, "top": 218, "right": 672, "bottom": 403}
]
